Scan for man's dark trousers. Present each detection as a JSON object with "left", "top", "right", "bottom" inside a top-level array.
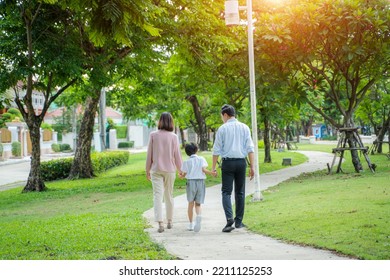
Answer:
[{"left": 221, "top": 158, "right": 247, "bottom": 225}]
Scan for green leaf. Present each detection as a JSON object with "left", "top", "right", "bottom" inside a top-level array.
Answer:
[{"left": 142, "top": 24, "right": 161, "bottom": 37}]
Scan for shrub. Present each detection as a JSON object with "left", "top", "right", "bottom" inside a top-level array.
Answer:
[
  {"left": 1, "top": 113, "right": 12, "bottom": 120},
  {"left": 1, "top": 109, "right": 22, "bottom": 127},
  {"left": 0, "top": 143, "right": 3, "bottom": 157},
  {"left": 0, "top": 110, "right": 22, "bottom": 127},
  {"left": 51, "top": 143, "right": 61, "bottom": 153},
  {"left": 258, "top": 140, "right": 265, "bottom": 149},
  {"left": 6, "top": 108, "right": 22, "bottom": 117},
  {"left": 322, "top": 135, "right": 337, "bottom": 141},
  {"left": 0, "top": 113, "right": 12, "bottom": 127},
  {"left": 118, "top": 141, "right": 134, "bottom": 149},
  {"left": 40, "top": 151, "right": 130, "bottom": 181},
  {"left": 41, "top": 123, "right": 52, "bottom": 131},
  {"left": 41, "top": 158, "right": 73, "bottom": 181},
  {"left": 116, "top": 125, "right": 127, "bottom": 139},
  {"left": 51, "top": 143, "right": 71, "bottom": 153},
  {"left": 11, "top": 141, "right": 21, "bottom": 157},
  {"left": 60, "top": 143, "right": 71, "bottom": 152},
  {"left": 106, "top": 118, "right": 116, "bottom": 131},
  {"left": 91, "top": 151, "right": 129, "bottom": 173},
  {"left": 207, "top": 141, "right": 213, "bottom": 151}
]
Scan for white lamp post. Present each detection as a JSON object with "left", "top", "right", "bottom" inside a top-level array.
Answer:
[{"left": 225, "top": 0, "right": 263, "bottom": 201}]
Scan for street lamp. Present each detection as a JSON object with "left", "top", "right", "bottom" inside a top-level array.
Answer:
[{"left": 225, "top": 0, "right": 263, "bottom": 201}]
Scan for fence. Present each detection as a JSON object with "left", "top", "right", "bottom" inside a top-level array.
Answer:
[
  {"left": 0, "top": 128, "right": 11, "bottom": 143},
  {"left": 42, "top": 129, "right": 53, "bottom": 141}
]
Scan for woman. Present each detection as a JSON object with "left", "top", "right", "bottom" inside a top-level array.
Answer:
[{"left": 146, "top": 112, "right": 183, "bottom": 233}]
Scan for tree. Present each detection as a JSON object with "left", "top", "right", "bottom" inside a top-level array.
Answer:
[
  {"left": 108, "top": 0, "right": 248, "bottom": 151},
  {"left": 162, "top": 53, "right": 216, "bottom": 151},
  {"left": 169, "top": 0, "right": 267, "bottom": 151},
  {"left": 0, "top": 107, "right": 22, "bottom": 128},
  {"left": 356, "top": 77, "right": 390, "bottom": 153},
  {"left": 0, "top": 1, "right": 83, "bottom": 192},
  {"left": 255, "top": 0, "right": 390, "bottom": 172},
  {"left": 66, "top": 0, "right": 163, "bottom": 179},
  {"left": 0, "top": 0, "right": 164, "bottom": 189}
]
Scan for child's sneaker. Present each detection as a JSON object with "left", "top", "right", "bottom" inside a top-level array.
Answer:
[
  {"left": 187, "top": 223, "right": 194, "bottom": 231},
  {"left": 194, "top": 215, "right": 202, "bottom": 232}
]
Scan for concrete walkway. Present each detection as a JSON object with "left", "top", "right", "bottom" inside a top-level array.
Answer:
[
  {"left": 0, "top": 160, "right": 30, "bottom": 190},
  {"left": 143, "top": 151, "right": 350, "bottom": 260}
]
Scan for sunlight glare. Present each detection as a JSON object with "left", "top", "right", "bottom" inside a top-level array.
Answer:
[{"left": 264, "top": 0, "right": 287, "bottom": 5}]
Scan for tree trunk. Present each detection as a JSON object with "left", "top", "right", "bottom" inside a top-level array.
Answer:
[
  {"left": 286, "top": 125, "right": 294, "bottom": 141},
  {"left": 346, "top": 131, "right": 363, "bottom": 172},
  {"left": 186, "top": 95, "right": 208, "bottom": 151},
  {"left": 295, "top": 121, "right": 301, "bottom": 142},
  {"left": 376, "top": 132, "right": 385, "bottom": 154},
  {"left": 262, "top": 110, "right": 272, "bottom": 163},
  {"left": 23, "top": 120, "right": 46, "bottom": 192},
  {"left": 271, "top": 128, "right": 278, "bottom": 149},
  {"left": 301, "top": 118, "right": 313, "bottom": 136},
  {"left": 68, "top": 94, "right": 100, "bottom": 179},
  {"left": 344, "top": 118, "right": 363, "bottom": 173},
  {"left": 375, "top": 113, "right": 390, "bottom": 153},
  {"left": 179, "top": 127, "right": 186, "bottom": 149}
]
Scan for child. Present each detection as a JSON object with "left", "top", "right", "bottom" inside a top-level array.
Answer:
[{"left": 180, "top": 143, "right": 214, "bottom": 232}]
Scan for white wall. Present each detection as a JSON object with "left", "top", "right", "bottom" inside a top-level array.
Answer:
[
  {"left": 61, "top": 133, "right": 76, "bottom": 150},
  {"left": 128, "top": 126, "right": 145, "bottom": 148}
]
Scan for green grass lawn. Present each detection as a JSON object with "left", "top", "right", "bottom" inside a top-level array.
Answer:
[
  {"left": 0, "top": 149, "right": 302, "bottom": 260},
  {"left": 0, "top": 153, "right": 172, "bottom": 260},
  {"left": 297, "top": 143, "right": 336, "bottom": 152},
  {"left": 0, "top": 145, "right": 388, "bottom": 259},
  {"left": 246, "top": 144, "right": 390, "bottom": 260}
]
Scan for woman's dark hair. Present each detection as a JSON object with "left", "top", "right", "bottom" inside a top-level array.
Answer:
[
  {"left": 157, "top": 112, "right": 174, "bottom": 131},
  {"left": 185, "top": 142, "right": 198, "bottom": 156},
  {"left": 221, "top": 104, "right": 235, "bottom": 117}
]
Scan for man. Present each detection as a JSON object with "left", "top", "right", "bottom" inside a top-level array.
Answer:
[{"left": 212, "top": 104, "right": 255, "bottom": 233}]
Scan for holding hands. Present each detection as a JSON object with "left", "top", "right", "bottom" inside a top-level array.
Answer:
[{"left": 178, "top": 172, "right": 185, "bottom": 179}]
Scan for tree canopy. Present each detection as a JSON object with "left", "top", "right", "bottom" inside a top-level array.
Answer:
[{"left": 1, "top": 0, "right": 389, "bottom": 183}]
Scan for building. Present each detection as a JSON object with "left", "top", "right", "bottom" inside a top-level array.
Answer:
[
  {"left": 7, "top": 81, "right": 45, "bottom": 115},
  {"left": 312, "top": 124, "right": 327, "bottom": 140},
  {"left": 43, "top": 105, "right": 123, "bottom": 125}
]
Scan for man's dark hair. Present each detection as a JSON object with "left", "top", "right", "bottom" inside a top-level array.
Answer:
[
  {"left": 221, "top": 104, "right": 235, "bottom": 117},
  {"left": 185, "top": 142, "right": 198, "bottom": 156},
  {"left": 157, "top": 112, "right": 174, "bottom": 132}
]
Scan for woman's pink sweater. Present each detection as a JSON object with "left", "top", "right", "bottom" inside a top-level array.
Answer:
[{"left": 145, "top": 130, "right": 183, "bottom": 173}]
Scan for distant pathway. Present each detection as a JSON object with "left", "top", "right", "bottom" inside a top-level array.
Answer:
[
  {"left": 0, "top": 160, "right": 30, "bottom": 191},
  {"left": 143, "top": 151, "right": 351, "bottom": 260}
]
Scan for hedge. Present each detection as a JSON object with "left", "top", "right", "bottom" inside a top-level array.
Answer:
[
  {"left": 40, "top": 151, "right": 130, "bottom": 181},
  {"left": 6, "top": 108, "right": 22, "bottom": 116},
  {"left": 51, "top": 143, "right": 61, "bottom": 152},
  {"left": 118, "top": 141, "right": 134, "bottom": 149},
  {"left": 116, "top": 125, "right": 127, "bottom": 139},
  {"left": 11, "top": 142, "right": 21, "bottom": 157},
  {"left": 91, "top": 151, "right": 129, "bottom": 173},
  {"left": 41, "top": 158, "right": 73, "bottom": 181},
  {"left": 51, "top": 143, "right": 72, "bottom": 153},
  {"left": 60, "top": 143, "right": 71, "bottom": 151}
]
